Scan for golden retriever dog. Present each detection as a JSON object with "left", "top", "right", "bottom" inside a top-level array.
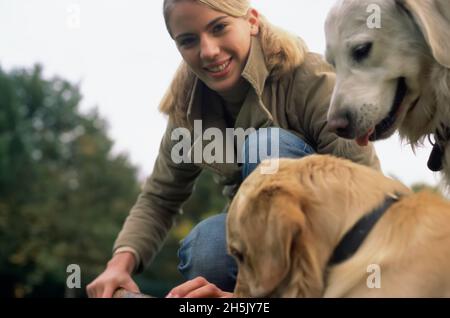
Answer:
[
  {"left": 325, "top": 0, "right": 450, "bottom": 179},
  {"left": 227, "top": 155, "right": 450, "bottom": 297}
]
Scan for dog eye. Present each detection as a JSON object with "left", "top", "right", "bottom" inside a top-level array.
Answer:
[
  {"left": 230, "top": 248, "right": 245, "bottom": 263},
  {"left": 352, "top": 42, "right": 373, "bottom": 62}
]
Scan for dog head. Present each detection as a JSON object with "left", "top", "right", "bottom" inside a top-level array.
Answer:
[
  {"left": 325, "top": 0, "right": 450, "bottom": 145},
  {"left": 226, "top": 159, "right": 326, "bottom": 298}
]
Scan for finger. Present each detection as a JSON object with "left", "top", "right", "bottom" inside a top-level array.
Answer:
[
  {"left": 122, "top": 280, "right": 140, "bottom": 294},
  {"left": 86, "top": 284, "right": 93, "bottom": 298},
  {"left": 185, "top": 284, "right": 222, "bottom": 298},
  {"left": 92, "top": 287, "right": 102, "bottom": 298},
  {"left": 220, "top": 292, "right": 234, "bottom": 298},
  {"left": 167, "top": 277, "right": 209, "bottom": 298},
  {"left": 86, "top": 284, "right": 101, "bottom": 298},
  {"left": 101, "top": 286, "right": 115, "bottom": 298}
]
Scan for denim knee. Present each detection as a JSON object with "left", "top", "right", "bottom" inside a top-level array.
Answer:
[
  {"left": 177, "top": 213, "right": 237, "bottom": 292},
  {"left": 242, "top": 127, "right": 315, "bottom": 178}
]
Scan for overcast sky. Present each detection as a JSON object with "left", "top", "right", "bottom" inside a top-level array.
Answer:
[{"left": 0, "top": 0, "right": 441, "bottom": 187}]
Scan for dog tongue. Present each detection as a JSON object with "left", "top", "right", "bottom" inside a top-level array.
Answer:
[{"left": 356, "top": 128, "right": 375, "bottom": 147}]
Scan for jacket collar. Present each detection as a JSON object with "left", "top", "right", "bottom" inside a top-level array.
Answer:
[
  {"left": 186, "top": 36, "right": 271, "bottom": 129},
  {"left": 241, "top": 36, "right": 269, "bottom": 96}
]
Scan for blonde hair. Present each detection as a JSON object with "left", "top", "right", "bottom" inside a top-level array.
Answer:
[{"left": 161, "top": 0, "right": 308, "bottom": 126}]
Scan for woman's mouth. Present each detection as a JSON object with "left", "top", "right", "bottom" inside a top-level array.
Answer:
[{"left": 204, "top": 58, "right": 232, "bottom": 79}]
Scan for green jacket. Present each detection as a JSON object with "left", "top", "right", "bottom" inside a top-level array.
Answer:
[{"left": 113, "top": 38, "right": 380, "bottom": 273}]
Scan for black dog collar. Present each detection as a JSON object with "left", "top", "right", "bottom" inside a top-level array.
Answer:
[
  {"left": 428, "top": 126, "right": 450, "bottom": 172},
  {"left": 327, "top": 195, "right": 401, "bottom": 266}
]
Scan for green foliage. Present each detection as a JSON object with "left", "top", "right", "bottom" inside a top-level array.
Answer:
[
  {"left": 411, "top": 182, "right": 441, "bottom": 194},
  {"left": 0, "top": 65, "right": 140, "bottom": 297}
]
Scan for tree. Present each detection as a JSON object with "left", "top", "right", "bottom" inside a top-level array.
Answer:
[{"left": 0, "top": 64, "right": 141, "bottom": 297}]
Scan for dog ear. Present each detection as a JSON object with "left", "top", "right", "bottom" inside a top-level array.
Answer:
[
  {"left": 398, "top": 0, "right": 450, "bottom": 68},
  {"left": 248, "top": 198, "right": 304, "bottom": 297}
]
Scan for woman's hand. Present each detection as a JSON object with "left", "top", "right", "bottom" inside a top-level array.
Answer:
[
  {"left": 166, "top": 277, "right": 234, "bottom": 298},
  {"left": 86, "top": 252, "right": 140, "bottom": 298}
]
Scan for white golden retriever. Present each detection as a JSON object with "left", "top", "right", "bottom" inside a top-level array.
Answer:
[
  {"left": 325, "top": 0, "right": 450, "bottom": 177},
  {"left": 227, "top": 156, "right": 450, "bottom": 297}
]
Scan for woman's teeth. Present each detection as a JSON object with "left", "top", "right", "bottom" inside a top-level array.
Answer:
[{"left": 206, "top": 59, "right": 231, "bottom": 73}]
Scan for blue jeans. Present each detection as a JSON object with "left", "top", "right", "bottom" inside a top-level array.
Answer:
[{"left": 177, "top": 128, "right": 314, "bottom": 292}]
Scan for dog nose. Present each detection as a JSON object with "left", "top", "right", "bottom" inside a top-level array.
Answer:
[{"left": 327, "top": 110, "right": 356, "bottom": 139}]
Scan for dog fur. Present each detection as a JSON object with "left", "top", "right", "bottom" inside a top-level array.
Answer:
[
  {"left": 325, "top": 0, "right": 450, "bottom": 181},
  {"left": 227, "top": 155, "right": 450, "bottom": 297}
]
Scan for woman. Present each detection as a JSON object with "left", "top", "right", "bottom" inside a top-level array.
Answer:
[{"left": 87, "top": 0, "right": 380, "bottom": 298}]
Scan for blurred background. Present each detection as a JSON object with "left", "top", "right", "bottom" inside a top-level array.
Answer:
[{"left": 0, "top": 0, "right": 443, "bottom": 298}]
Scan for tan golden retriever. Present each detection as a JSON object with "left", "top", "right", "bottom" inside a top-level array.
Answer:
[
  {"left": 325, "top": 0, "right": 450, "bottom": 179},
  {"left": 227, "top": 155, "right": 450, "bottom": 297}
]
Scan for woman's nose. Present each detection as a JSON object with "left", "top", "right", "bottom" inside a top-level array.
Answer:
[{"left": 200, "top": 36, "right": 220, "bottom": 61}]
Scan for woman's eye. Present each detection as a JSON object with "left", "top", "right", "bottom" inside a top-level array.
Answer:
[
  {"left": 352, "top": 42, "right": 373, "bottom": 63},
  {"left": 212, "top": 23, "right": 227, "bottom": 34},
  {"left": 179, "top": 37, "right": 196, "bottom": 47}
]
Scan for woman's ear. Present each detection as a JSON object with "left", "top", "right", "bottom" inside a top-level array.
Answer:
[{"left": 247, "top": 8, "right": 260, "bottom": 36}]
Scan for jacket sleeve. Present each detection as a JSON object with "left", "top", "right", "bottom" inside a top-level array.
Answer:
[
  {"left": 292, "top": 53, "right": 381, "bottom": 171},
  {"left": 113, "top": 119, "right": 202, "bottom": 273}
]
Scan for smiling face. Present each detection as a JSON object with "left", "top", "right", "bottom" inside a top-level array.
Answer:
[
  {"left": 325, "top": 0, "right": 432, "bottom": 145},
  {"left": 168, "top": 1, "right": 259, "bottom": 95}
]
